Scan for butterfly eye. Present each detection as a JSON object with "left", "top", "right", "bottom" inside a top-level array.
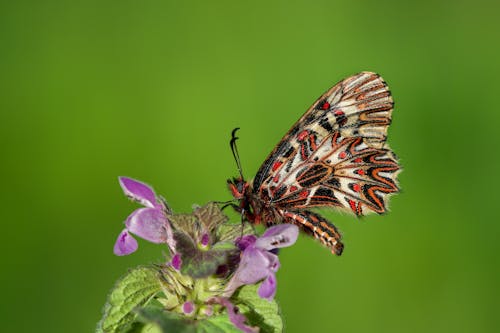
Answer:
[
  {"left": 228, "top": 178, "right": 248, "bottom": 198},
  {"left": 236, "top": 181, "right": 245, "bottom": 193}
]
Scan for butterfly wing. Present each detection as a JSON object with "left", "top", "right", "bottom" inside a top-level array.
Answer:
[{"left": 253, "top": 72, "right": 400, "bottom": 216}]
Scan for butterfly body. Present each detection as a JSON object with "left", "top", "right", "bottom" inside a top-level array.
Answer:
[{"left": 228, "top": 72, "right": 401, "bottom": 255}]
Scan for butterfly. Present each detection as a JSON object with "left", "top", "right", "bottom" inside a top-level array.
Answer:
[{"left": 228, "top": 72, "right": 401, "bottom": 255}]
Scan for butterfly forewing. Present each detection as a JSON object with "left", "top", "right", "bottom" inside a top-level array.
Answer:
[{"left": 254, "top": 72, "right": 393, "bottom": 185}]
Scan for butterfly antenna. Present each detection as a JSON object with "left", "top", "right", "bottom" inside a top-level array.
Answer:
[{"left": 230, "top": 127, "right": 245, "bottom": 180}]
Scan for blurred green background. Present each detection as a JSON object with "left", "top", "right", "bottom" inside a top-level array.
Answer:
[{"left": 1, "top": 0, "right": 499, "bottom": 332}]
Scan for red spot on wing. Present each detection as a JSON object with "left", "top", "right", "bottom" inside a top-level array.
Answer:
[
  {"left": 334, "top": 109, "right": 344, "bottom": 116},
  {"left": 353, "top": 184, "right": 361, "bottom": 192},
  {"left": 339, "top": 151, "right": 347, "bottom": 159},
  {"left": 354, "top": 158, "right": 362, "bottom": 163},
  {"left": 309, "top": 134, "right": 317, "bottom": 151},
  {"left": 299, "top": 190, "right": 309, "bottom": 199},
  {"left": 356, "top": 169, "right": 365, "bottom": 175},
  {"left": 273, "top": 175, "right": 280, "bottom": 183},
  {"left": 348, "top": 199, "right": 357, "bottom": 212},
  {"left": 290, "top": 185, "right": 298, "bottom": 192},
  {"left": 322, "top": 102, "right": 330, "bottom": 110},
  {"left": 272, "top": 161, "right": 283, "bottom": 171},
  {"left": 298, "top": 130, "right": 309, "bottom": 141}
]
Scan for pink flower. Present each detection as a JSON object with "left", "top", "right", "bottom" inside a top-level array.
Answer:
[
  {"left": 113, "top": 177, "right": 174, "bottom": 255},
  {"left": 225, "top": 224, "right": 299, "bottom": 300},
  {"left": 209, "top": 297, "right": 258, "bottom": 333}
]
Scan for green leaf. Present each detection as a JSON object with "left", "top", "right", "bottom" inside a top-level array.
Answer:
[
  {"left": 233, "top": 284, "right": 283, "bottom": 333},
  {"left": 97, "top": 266, "right": 163, "bottom": 333},
  {"left": 174, "top": 231, "right": 236, "bottom": 278},
  {"left": 136, "top": 306, "right": 196, "bottom": 333},
  {"left": 136, "top": 307, "right": 241, "bottom": 333},
  {"left": 196, "top": 314, "right": 242, "bottom": 333},
  {"left": 122, "top": 321, "right": 161, "bottom": 333}
]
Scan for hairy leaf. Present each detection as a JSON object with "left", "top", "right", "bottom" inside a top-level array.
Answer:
[
  {"left": 196, "top": 314, "right": 242, "bottom": 333},
  {"left": 97, "top": 266, "right": 163, "bottom": 333},
  {"left": 136, "top": 306, "right": 195, "bottom": 333},
  {"left": 233, "top": 284, "right": 283, "bottom": 333}
]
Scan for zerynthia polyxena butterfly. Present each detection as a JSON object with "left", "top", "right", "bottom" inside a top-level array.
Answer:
[{"left": 228, "top": 72, "right": 401, "bottom": 255}]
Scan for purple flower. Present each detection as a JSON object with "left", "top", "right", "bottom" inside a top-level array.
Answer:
[
  {"left": 210, "top": 297, "right": 258, "bottom": 333},
  {"left": 113, "top": 177, "right": 174, "bottom": 256},
  {"left": 225, "top": 224, "right": 299, "bottom": 300}
]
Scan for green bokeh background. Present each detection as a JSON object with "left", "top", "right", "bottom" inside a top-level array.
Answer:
[{"left": 1, "top": 1, "right": 499, "bottom": 332}]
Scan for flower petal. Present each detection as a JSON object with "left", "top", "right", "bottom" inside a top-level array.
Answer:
[
  {"left": 258, "top": 273, "right": 277, "bottom": 300},
  {"left": 171, "top": 253, "right": 182, "bottom": 270},
  {"left": 126, "top": 208, "right": 168, "bottom": 243},
  {"left": 256, "top": 224, "right": 299, "bottom": 250},
  {"left": 200, "top": 233, "right": 210, "bottom": 247},
  {"left": 210, "top": 297, "right": 258, "bottom": 333},
  {"left": 266, "top": 252, "right": 280, "bottom": 272},
  {"left": 236, "top": 234, "right": 257, "bottom": 251},
  {"left": 113, "top": 229, "right": 138, "bottom": 256},
  {"left": 236, "top": 247, "right": 273, "bottom": 284},
  {"left": 118, "top": 177, "right": 159, "bottom": 208},
  {"left": 223, "top": 247, "right": 280, "bottom": 298}
]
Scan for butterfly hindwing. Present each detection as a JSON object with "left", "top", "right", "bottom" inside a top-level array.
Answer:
[{"left": 262, "top": 132, "right": 399, "bottom": 216}]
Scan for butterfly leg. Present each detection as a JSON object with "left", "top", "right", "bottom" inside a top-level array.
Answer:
[
  {"left": 281, "top": 209, "right": 344, "bottom": 255},
  {"left": 217, "top": 201, "right": 259, "bottom": 237}
]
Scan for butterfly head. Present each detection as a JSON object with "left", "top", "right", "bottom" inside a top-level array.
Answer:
[{"left": 227, "top": 177, "right": 249, "bottom": 200}]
